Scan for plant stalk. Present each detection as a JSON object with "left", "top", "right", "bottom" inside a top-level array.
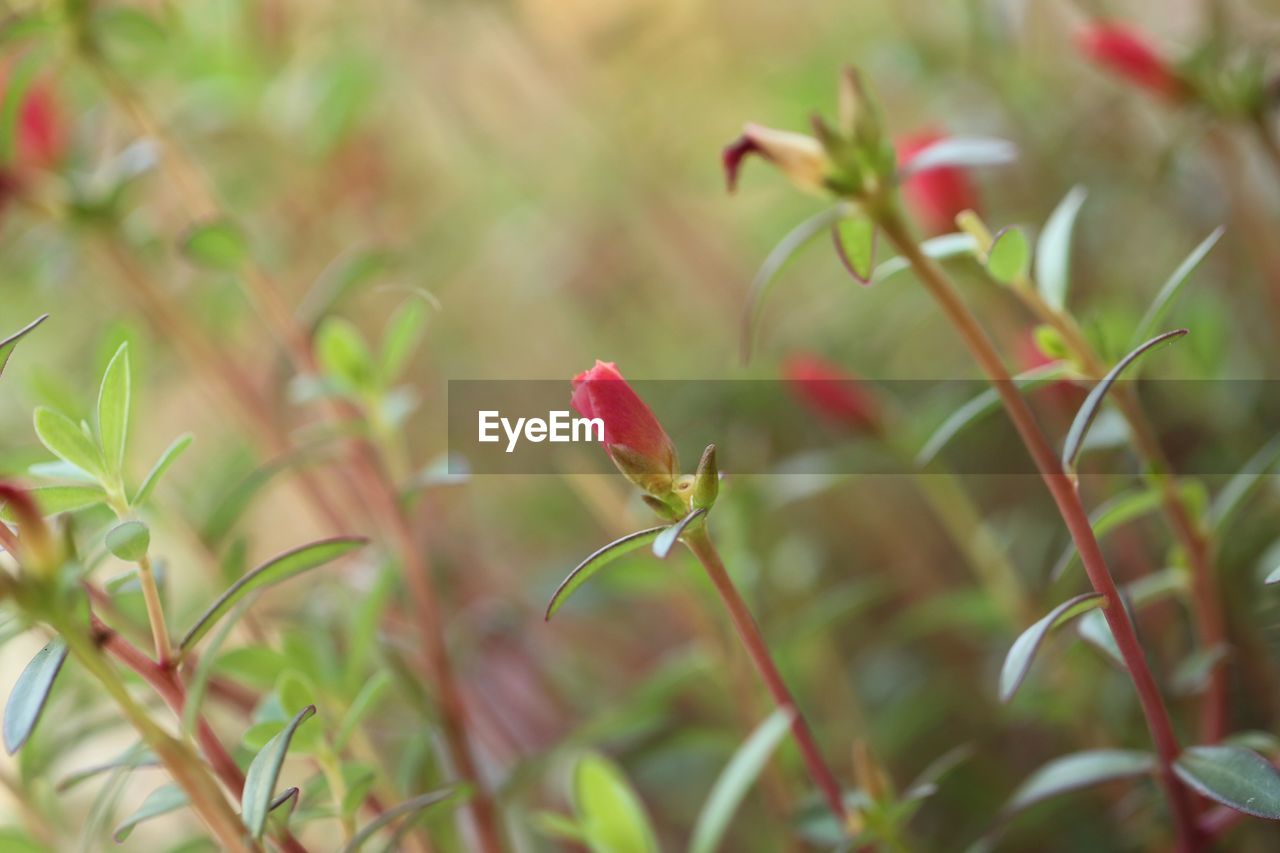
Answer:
[
  {"left": 135, "top": 554, "right": 173, "bottom": 665},
  {"left": 877, "top": 206, "right": 1200, "bottom": 851},
  {"left": 684, "top": 527, "right": 850, "bottom": 827}
]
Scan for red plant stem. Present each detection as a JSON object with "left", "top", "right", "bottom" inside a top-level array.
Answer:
[
  {"left": 878, "top": 208, "right": 1200, "bottom": 851},
  {"left": 89, "top": 614, "right": 310, "bottom": 853},
  {"left": 684, "top": 527, "right": 849, "bottom": 825}
]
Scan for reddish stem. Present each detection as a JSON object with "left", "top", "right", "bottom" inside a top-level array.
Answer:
[{"left": 684, "top": 527, "right": 849, "bottom": 826}]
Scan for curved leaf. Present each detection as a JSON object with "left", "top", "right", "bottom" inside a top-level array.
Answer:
[
  {"left": 133, "top": 433, "right": 193, "bottom": 505},
  {"left": 871, "top": 233, "right": 977, "bottom": 285},
  {"left": 899, "top": 136, "right": 1017, "bottom": 175},
  {"left": 57, "top": 742, "right": 156, "bottom": 792},
  {"left": 33, "top": 407, "right": 105, "bottom": 481},
  {"left": 340, "top": 788, "right": 461, "bottom": 853},
  {"left": 832, "top": 216, "right": 876, "bottom": 284},
  {"left": 335, "top": 672, "right": 392, "bottom": 752},
  {"left": 689, "top": 708, "right": 793, "bottom": 853},
  {"left": 1051, "top": 482, "right": 1204, "bottom": 580},
  {"left": 986, "top": 227, "right": 1030, "bottom": 284},
  {"left": 1000, "top": 593, "right": 1104, "bottom": 702},
  {"left": 740, "top": 206, "right": 847, "bottom": 364},
  {"left": 653, "top": 508, "right": 708, "bottom": 560},
  {"left": 114, "top": 783, "right": 188, "bottom": 842},
  {"left": 916, "top": 363, "right": 1068, "bottom": 466},
  {"left": 97, "top": 343, "right": 131, "bottom": 477},
  {"left": 1266, "top": 566, "right": 1280, "bottom": 586},
  {"left": 1174, "top": 746, "right": 1280, "bottom": 819},
  {"left": 0, "top": 315, "right": 47, "bottom": 380},
  {"left": 242, "top": 705, "right": 316, "bottom": 838},
  {"left": 1210, "top": 435, "right": 1280, "bottom": 530},
  {"left": 1004, "top": 750, "right": 1155, "bottom": 816},
  {"left": 572, "top": 752, "right": 659, "bottom": 853},
  {"left": 1035, "top": 186, "right": 1087, "bottom": 310},
  {"left": 4, "top": 638, "right": 68, "bottom": 754},
  {"left": 180, "top": 537, "right": 367, "bottom": 652},
  {"left": 1061, "top": 329, "right": 1187, "bottom": 472},
  {"left": 545, "top": 526, "right": 665, "bottom": 621},
  {"left": 1, "top": 485, "right": 106, "bottom": 520},
  {"left": 1131, "top": 227, "right": 1223, "bottom": 347}
]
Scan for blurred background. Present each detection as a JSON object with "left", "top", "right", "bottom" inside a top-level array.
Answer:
[{"left": 2, "top": 0, "right": 1280, "bottom": 850}]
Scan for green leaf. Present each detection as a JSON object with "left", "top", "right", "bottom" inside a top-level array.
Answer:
[
  {"left": 335, "top": 672, "right": 392, "bottom": 752},
  {"left": 181, "top": 219, "right": 249, "bottom": 271},
  {"left": 0, "top": 485, "right": 106, "bottom": 520},
  {"left": 180, "top": 537, "right": 367, "bottom": 652},
  {"left": 572, "top": 752, "right": 659, "bottom": 853},
  {"left": 1062, "top": 329, "right": 1187, "bottom": 472},
  {"left": 916, "top": 363, "right": 1069, "bottom": 466},
  {"left": 0, "top": 315, "right": 47, "bottom": 381},
  {"left": 133, "top": 434, "right": 194, "bottom": 505},
  {"left": 105, "top": 521, "right": 150, "bottom": 563},
  {"left": 999, "top": 593, "right": 1104, "bottom": 703},
  {"left": 114, "top": 783, "right": 188, "bottom": 842},
  {"left": 242, "top": 705, "right": 316, "bottom": 839},
  {"left": 57, "top": 742, "right": 157, "bottom": 792},
  {"left": 1174, "top": 745, "right": 1280, "bottom": 819},
  {"left": 871, "top": 233, "right": 977, "bottom": 285},
  {"left": 1075, "top": 570, "right": 1185, "bottom": 666},
  {"left": 340, "top": 788, "right": 461, "bottom": 853},
  {"left": 316, "top": 317, "right": 377, "bottom": 392},
  {"left": 899, "top": 136, "right": 1017, "bottom": 173},
  {"left": 4, "top": 638, "right": 68, "bottom": 754},
  {"left": 544, "top": 526, "right": 666, "bottom": 620},
  {"left": 1052, "top": 482, "right": 1205, "bottom": 580},
  {"left": 0, "top": 828, "right": 46, "bottom": 853},
  {"left": 653, "top": 508, "right": 707, "bottom": 560},
  {"left": 1131, "top": 227, "right": 1223, "bottom": 347},
  {"left": 689, "top": 708, "right": 793, "bottom": 853},
  {"left": 380, "top": 300, "right": 428, "bottom": 384},
  {"left": 97, "top": 342, "right": 131, "bottom": 477},
  {"left": 741, "top": 206, "right": 846, "bottom": 364},
  {"left": 33, "top": 408, "right": 105, "bottom": 481},
  {"left": 1209, "top": 435, "right": 1280, "bottom": 530},
  {"left": 985, "top": 227, "right": 1030, "bottom": 284},
  {"left": 1004, "top": 750, "right": 1155, "bottom": 815},
  {"left": 1035, "top": 186, "right": 1087, "bottom": 310},
  {"left": 832, "top": 216, "right": 876, "bottom": 283}
]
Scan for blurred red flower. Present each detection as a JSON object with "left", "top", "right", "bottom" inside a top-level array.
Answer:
[
  {"left": 571, "top": 360, "right": 680, "bottom": 492},
  {"left": 782, "top": 354, "right": 881, "bottom": 434},
  {"left": 1077, "top": 23, "right": 1186, "bottom": 99},
  {"left": 897, "top": 130, "right": 980, "bottom": 235},
  {"left": 0, "top": 74, "right": 64, "bottom": 210}
]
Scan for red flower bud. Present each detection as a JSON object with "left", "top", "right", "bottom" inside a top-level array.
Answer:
[
  {"left": 897, "top": 130, "right": 980, "bottom": 235},
  {"left": 782, "top": 354, "right": 881, "bottom": 434},
  {"left": 0, "top": 482, "right": 58, "bottom": 575},
  {"left": 16, "top": 82, "right": 64, "bottom": 171},
  {"left": 571, "top": 361, "right": 680, "bottom": 495},
  {"left": 1077, "top": 23, "right": 1186, "bottom": 99}
]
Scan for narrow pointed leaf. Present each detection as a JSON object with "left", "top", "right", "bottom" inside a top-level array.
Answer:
[
  {"left": 917, "top": 363, "right": 1068, "bottom": 466},
  {"left": 1173, "top": 746, "right": 1280, "bottom": 819},
  {"left": 689, "top": 708, "right": 794, "bottom": 853},
  {"left": 1000, "top": 593, "right": 1104, "bottom": 702},
  {"left": 97, "top": 343, "right": 131, "bottom": 477},
  {"left": 741, "top": 206, "right": 846, "bottom": 364},
  {"left": 114, "top": 783, "right": 188, "bottom": 842},
  {"left": 34, "top": 407, "right": 105, "bottom": 481},
  {"left": 4, "top": 638, "right": 68, "bottom": 754},
  {"left": 57, "top": 743, "right": 156, "bottom": 792},
  {"left": 1266, "top": 566, "right": 1280, "bottom": 585},
  {"left": 1052, "top": 481, "right": 1204, "bottom": 580},
  {"left": 1131, "top": 228, "right": 1223, "bottom": 347},
  {"left": 545, "top": 526, "right": 666, "bottom": 620},
  {"left": 1209, "top": 435, "right": 1280, "bottom": 530},
  {"left": 1004, "top": 750, "right": 1155, "bottom": 816},
  {"left": 0, "top": 315, "right": 47, "bottom": 380},
  {"left": 1035, "top": 186, "right": 1087, "bottom": 310},
  {"left": 334, "top": 671, "right": 392, "bottom": 751},
  {"left": 872, "top": 233, "right": 977, "bottom": 285},
  {"left": 653, "top": 508, "right": 707, "bottom": 559},
  {"left": 242, "top": 705, "right": 316, "bottom": 838},
  {"left": 573, "top": 752, "right": 659, "bottom": 853},
  {"left": 180, "top": 537, "right": 366, "bottom": 652},
  {"left": 832, "top": 217, "right": 876, "bottom": 284},
  {"left": 340, "top": 788, "right": 461, "bottom": 853},
  {"left": 985, "top": 227, "right": 1030, "bottom": 284},
  {"left": 899, "top": 136, "right": 1017, "bottom": 175},
  {"left": 0, "top": 485, "right": 106, "bottom": 520},
  {"left": 133, "top": 434, "right": 194, "bottom": 505},
  {"left": 1062, "top": 329, "right": 1187, "bottom": 471}
]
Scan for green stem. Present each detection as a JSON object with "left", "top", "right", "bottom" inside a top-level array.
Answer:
[
  {"left": 684, "top": 527, "right": 850, "bottom": 827},
  {"left": 877, "top": 206, "right": 1201, "bottom": 851}
]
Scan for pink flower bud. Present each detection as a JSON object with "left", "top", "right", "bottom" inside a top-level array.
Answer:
[
  {"left": 1077, "top": 23, "right": 1186, "bottom": 99},
  {"left": 723, "top": 124, "right": 832, "bottom": 195},
  {"left": 16, "top": 82, "right": 64, "bottom": 171},
  {"left": 897, "top": 130, "right": 981, "bottom": 235},
  {"left": 782, "top": 354, "right": 881, "bottom": 434},
  {"left": 571, "top": 361, "right": 680, "bottom": 495}
]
